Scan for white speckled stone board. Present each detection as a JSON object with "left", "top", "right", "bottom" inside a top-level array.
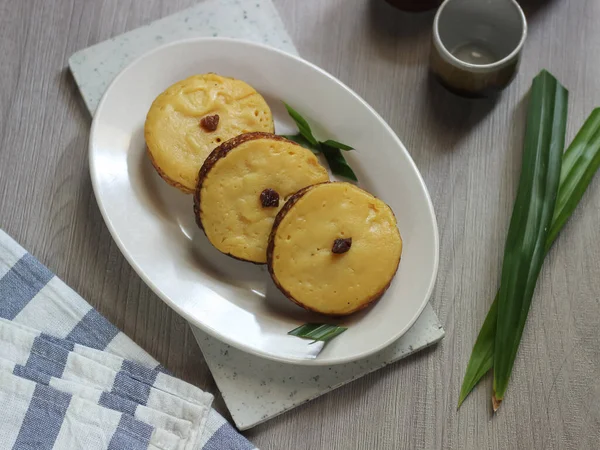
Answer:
[
  {"left": 68, "top": 0, "right": 445, "bottom": 430},
  {"left": 70, "top": 0, "right": 295, "bottom": 114},
  {"left": 192, "top": 306, "right": 443, "bottom": 429}
]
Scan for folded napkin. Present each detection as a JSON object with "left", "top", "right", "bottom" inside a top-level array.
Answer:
[{"left": 0, "top": 229, "right": 256, "bottom": 450}]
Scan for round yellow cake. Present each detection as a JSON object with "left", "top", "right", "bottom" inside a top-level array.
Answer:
[
  {"left": 194, "top": 132, "right": 329, "bottom": 263},
  {"left": 145, "top": 73, "right": 274, "bottom": 193},
  {"left": 267, "top": 182, "right": 402, "bottom": 316}
]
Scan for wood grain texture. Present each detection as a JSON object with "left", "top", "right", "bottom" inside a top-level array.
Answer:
[{"left": 0, "top": 0, "right": 599, "bottom": 448}]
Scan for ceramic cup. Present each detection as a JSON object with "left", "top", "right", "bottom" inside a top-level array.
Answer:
[{"left": 430, "top": 0, "right": 527, "bottom": 97}]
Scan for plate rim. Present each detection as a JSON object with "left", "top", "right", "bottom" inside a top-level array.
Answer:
[{"left": 89, "top": 37, "right": 440, "bottom": 365}]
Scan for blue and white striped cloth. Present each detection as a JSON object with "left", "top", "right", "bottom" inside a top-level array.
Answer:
[{"left": 0, "top": 229, "right": 256, "bottom": 450}]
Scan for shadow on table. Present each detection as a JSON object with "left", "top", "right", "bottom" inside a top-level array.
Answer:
[
  {"left": 366, "top": 0, "right": 436, "bottom": 65},
  {"left": 61, "top": 68, "right": 92, "bottom": 124},
  {"left": 421, "top": 73, "right": 499, "bottom": 149},
  {"left": 506, "top": 92, "right": 529, "bottom": 173},
  {"left": 365, "top": 0, "right": 559, "bottom": 66},
  {"left": 517, "top": 0, "right": 560, "bottom": 19}
]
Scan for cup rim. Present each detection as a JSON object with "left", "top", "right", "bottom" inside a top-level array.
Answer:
[{"left": 433, "top": 0, "right": 528, "bottom": 73}]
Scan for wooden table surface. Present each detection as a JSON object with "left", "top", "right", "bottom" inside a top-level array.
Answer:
[{"left": 1, "top": 0, "right": 599, "bottom": 448}]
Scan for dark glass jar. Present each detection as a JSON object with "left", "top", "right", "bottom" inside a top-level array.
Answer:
[{"left": 384, "top": 0, "right": 442, "bottom": 12}]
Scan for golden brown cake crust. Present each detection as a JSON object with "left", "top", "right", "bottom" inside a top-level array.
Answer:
[
  {"left": 267, "top": 182, "right": 402, "bottom": 317},
  {"left": 193, "top": 132, "right": 311, "bottom": 264}
]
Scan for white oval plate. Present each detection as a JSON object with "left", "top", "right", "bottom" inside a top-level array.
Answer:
[{"left": 90, "top": 38, "right": 439, "bottom": 365}]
